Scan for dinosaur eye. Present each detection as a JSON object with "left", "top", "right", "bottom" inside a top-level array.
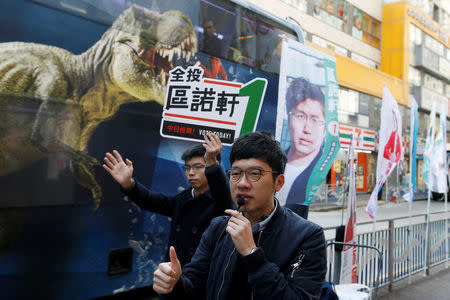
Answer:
[{"left": 141, "top": 18, "right": 151, "bottom": 29}]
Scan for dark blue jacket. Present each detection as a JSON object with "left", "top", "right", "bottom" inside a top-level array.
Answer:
[
  {"left": 123, "top": 163, "right": 234, "bottom": 267},
  {"left": 174, "top": 203, "right": 327, "bottom": 299}
]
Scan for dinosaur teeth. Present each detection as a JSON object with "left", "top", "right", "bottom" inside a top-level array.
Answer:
[
  {"left": 160, "top": 70, "right": 166, "bottom": 86},
  {"left": 186, "top": 51, "right": 191, "bottom": 62},
  {"left": 168, "top": 49, "right": 174, "bottom": 62}
]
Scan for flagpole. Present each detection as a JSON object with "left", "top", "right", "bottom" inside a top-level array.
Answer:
[
  {"left": 424, "top": 149, "right": 433, "bottom": 276},
  {"left": 408, "top": 199, "right": 413, "bottom": 283},
  {"left": 385, "top": 180, "right": 388, "bottom": 204},
  {"left": 445, "top": 192, "right": 448, "bottom": 269},
  {"left": 342, "top": 135, "right": 354, "bottom": 226},
  {"left": 407, "top": 97, "right": 417, "bottom": 284},
  {"left": 407, "top": 151, "right": 413, "bottom": 284},
  {"left": 422, "top": 101, "right": 436, "bottom": 276},
  {"left": 424, "top": 188, "right": 431, "bottom": 276}
]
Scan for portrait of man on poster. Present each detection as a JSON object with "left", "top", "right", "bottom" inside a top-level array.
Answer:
[{"left": 277, "top": 77, "right": 326, "bottom": 206}]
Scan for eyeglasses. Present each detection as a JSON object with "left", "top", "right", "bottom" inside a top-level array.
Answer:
[
  {"left": 226, "top": 167, "right": 279, "bottom": 182},
  {"left": 183, "top": 164, "right": 205, "bottom": 172},
  {"left": 288, "top": 111, "right": 325, "bottom": 126}
]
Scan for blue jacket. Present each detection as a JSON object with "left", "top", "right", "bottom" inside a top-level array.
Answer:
[
  {"left": 123, "top": 163, "right": 234, "bottom": 267},
  {"left": 174, "top": 203, "right": 327, "bottom": 299}
]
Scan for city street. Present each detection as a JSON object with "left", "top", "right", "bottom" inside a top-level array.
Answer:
[
  {"left": 310, "top": 195, "right": 450, "bottom": 299},
  {"left": 309, "top": 196, "right": 449, "bottom": 240}
]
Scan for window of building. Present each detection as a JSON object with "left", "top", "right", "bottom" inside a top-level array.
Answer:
[
  {"left": 311, "top": 0, "right": 348, "bottom": 33},
  {"left": 359, "top": 92, "right": 370, "bottom": 115},
  {"left": 433, "top": 4, "right": 439, "bottom": 22},
  {"left": 424, "top": 34, "right": 444, "bottom": 56},
  {"left": 409, "top": 24, "right": 423, "bottom": 45},
  {"left": 338, "top": 88, "right": 358, "bottom": 113},
  {"left": 409, "top": 24, "right": 424, "bottom": 65},
  {"left": 409, "top": 66, "right": 422, "bottom": 86},
  {"left": 281, "top": 0, "right": 307, "bottom": 13},
  {"left": 423, "top": 73, "right": 444, "bottom": 94},
  {"left": 351, "top": 52, "right": 377, "bottom": 69},
  {"left": 352, "top": 7, "right": 363, "bottom": 40},
  {"left": 336, "top": 0, "right": 349, "bottom": 32},
  {"left": 350, "top": 6, "right": 379, "bottom": 48},
  {"left": 443, "top": 9, "right": 450, "bottom": 29},
  {"left": 312, "top": 35, "right": 348, "bottom": 56}
]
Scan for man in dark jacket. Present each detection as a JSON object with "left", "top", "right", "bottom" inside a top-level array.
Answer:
[
  {"left": 102, "top": 132, "right": 234, "bottom": 268},
  {"left": 201, "top": 19, "right": 222, "bottom": 57},
  {"left": 153, "top": 132, "right": 327, "bottom": 299}
]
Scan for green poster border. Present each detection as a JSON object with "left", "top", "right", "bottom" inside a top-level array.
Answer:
[{"left": 304, "top": 58, "right": 341, "bottom": 205}]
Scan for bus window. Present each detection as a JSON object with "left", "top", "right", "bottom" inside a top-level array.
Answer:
[{"left": 257, "top": 18, "right": 297, "bottom": 74}]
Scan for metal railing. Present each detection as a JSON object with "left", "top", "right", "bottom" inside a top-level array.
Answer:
[
  {"left": 327, "top": 241, "right": 383, "bottom": 300},
  {"left": 324, "top": 211, "right": 449, "bottom": 291},
  {"left": 310, "top": 183, "right": 346, "bottom": 206}
]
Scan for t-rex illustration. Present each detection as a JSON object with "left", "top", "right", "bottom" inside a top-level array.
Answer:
[{"left": 0, "top": 5, "right": 197, "bottom": 210}]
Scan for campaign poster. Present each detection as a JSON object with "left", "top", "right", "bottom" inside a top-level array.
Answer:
[
  {"left": 276, "top": 39, "right": 340, "bottom": 206},
  {"left": 160, "top": 66, "right": 267, "bottom": 145}
]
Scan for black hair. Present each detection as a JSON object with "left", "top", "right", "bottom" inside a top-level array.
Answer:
[
  {"left": 285, "top": 77, "right": 325, "bottom": 113},
  {"left": 203, "top": 19, "right": 215, "bottom": 27},
  {"left": 230, "top": 132, "right": 286, "bottom": 179},
  {"left": 181, "top": 143, "right": 221, "bottom": 162}
]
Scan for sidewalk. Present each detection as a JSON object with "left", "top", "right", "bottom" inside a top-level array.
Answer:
[
  {"left": 378, "top": 263, "right": 450, "bottom": 299},
  {"left": 310, "top": 191, "right": 431, "bottom": 213}
]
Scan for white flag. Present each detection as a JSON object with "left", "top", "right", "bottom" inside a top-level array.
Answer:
[
  {"left": 423, "top": 102, "right": 436, "bottom": 190},
  {"left": 431, "top": 101, "right": 447, "bottom": 193},
  {"left": 366, "top": 85, "right": 402, "bottom": 219}
]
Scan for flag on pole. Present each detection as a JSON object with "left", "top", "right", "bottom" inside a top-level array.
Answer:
[
  {"left": 423, "top": 102, "right": 436, "bottom": 190},
  {"left": 406, "top": 97, "right": 418, "bottom": 202},
  {"left": 366, "top": 85, "right": 402, "bottom": 219},
  {"left": 340, "top": 138, "right": 357, "bottom": 283},
  {"left": 431, "top": 101, "right": 448, "bottom": 193}
]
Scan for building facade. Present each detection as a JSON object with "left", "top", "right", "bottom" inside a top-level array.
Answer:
[{"left": 249, "top": 0, "right": 449, "bottom": 197}]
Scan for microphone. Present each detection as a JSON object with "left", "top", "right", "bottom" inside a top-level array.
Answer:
[{"left": 237, "top": 197, "right": 245, "bottom": 211}]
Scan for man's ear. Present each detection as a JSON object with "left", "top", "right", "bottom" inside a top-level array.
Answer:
[{"left": 274, "top": 174, "right": 285, "bottom": 192}]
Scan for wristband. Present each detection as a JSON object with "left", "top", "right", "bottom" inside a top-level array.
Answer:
[{"left": 249, "top": 247, "right": 259, "bottom": 255}]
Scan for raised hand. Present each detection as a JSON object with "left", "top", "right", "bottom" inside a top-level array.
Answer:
[
  {"left": 203, "top": 132, "right": 222, "bottom": 166},
  {"left": 153, "top": 246, "right": 182, "bottom": 294},
  {"left": 102, "top": 150, "right": 134, "bottom": 189},
  {"left": 225, "top": 209, "right": 256, "bottom": 256}
]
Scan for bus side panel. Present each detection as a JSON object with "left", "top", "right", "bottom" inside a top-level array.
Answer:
[{"left": 0, "top": 0, "right": 283, "bottom": 299}]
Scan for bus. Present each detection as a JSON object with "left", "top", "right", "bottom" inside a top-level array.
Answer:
[{"left": 0, "top": 0, "right": 304, "bottom": 298}]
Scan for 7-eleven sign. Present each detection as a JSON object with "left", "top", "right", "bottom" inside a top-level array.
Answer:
[{"left": 339, "top": 125, "right": 376, "bottom": 151}]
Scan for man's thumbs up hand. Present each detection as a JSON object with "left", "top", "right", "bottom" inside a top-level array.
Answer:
[
  {"left": 153, "top": 246, "right": 182, "bottom": 294},
  {"left": 169, "top": 246, "right": 182, "bottom": 275}
]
